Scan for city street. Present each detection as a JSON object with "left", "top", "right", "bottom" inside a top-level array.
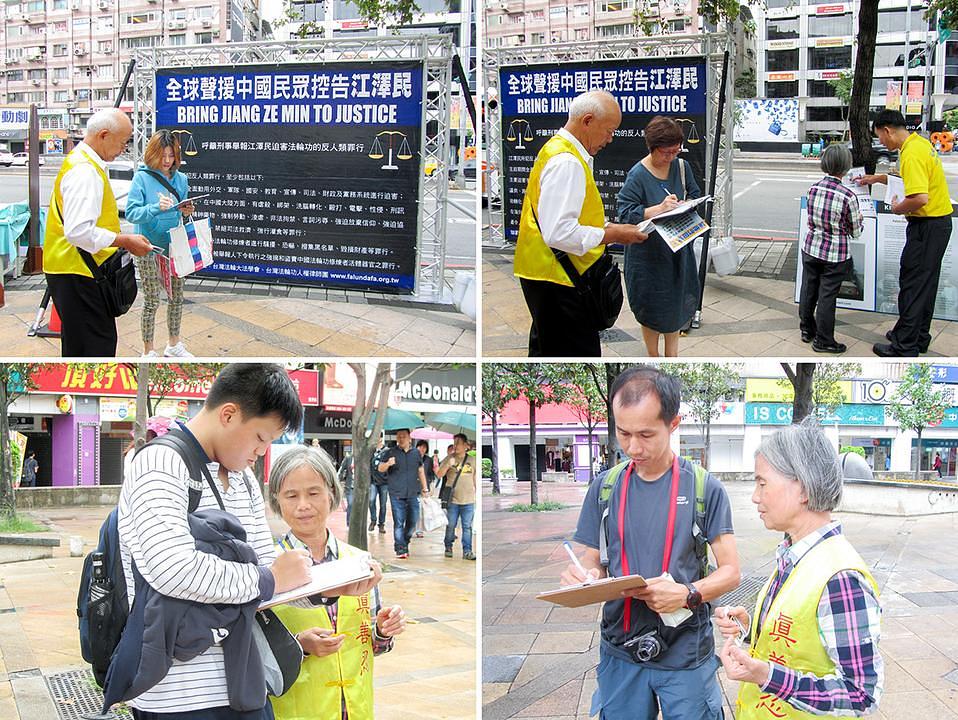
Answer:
[
  {"left": 0, "top": 501, "right": 477, "bottom": 720},
  {"left": 482, "top": 478, "right": 958, "bottom": 720}
]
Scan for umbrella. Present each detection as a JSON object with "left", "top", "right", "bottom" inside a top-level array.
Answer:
[
  {"left": 411, "top": 427, "right": 453, "bottom": 440},
  {"left": 368, "top": 407, "right": 425, "bottom": 432},
  {"left": 424, "top": 411, "right": 476, "bottom": 437}
]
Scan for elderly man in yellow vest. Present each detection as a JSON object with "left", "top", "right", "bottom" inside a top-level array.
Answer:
[
  {"left": 514, "top": 90, "right": 648, "bottom": 357},
  {"left": 44, "top": 108, "right": 152, "bottom": 357},
  {"left": 715, "top": 420, "right": 883, "bottom": 719}
]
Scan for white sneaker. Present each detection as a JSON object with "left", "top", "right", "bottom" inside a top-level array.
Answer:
[
  {"left": 142, "top": 350, "right": 159, "bottom": 358},
  {"left": 163, "top": 342, "right": 193, "bottom": 358}
]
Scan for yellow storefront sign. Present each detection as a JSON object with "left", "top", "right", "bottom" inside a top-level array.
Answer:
[{"left": 745, "top": 378, "right": 852, "bottom": 403}]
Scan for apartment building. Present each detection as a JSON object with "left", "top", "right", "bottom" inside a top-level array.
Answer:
[
  {"left": 0, "top": 0, "right": 263, "bottom": 147},
  {"left": 756, "top": 0, "right": 958, "bottom": 140}
]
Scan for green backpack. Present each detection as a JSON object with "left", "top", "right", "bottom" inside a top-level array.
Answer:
[{"left": 597, "top": 459, "right": 712, "bottom": 580}]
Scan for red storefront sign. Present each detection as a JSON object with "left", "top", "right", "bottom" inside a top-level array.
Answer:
[{"left": 29, "top": 365, "right": 320, "bottom": 406}]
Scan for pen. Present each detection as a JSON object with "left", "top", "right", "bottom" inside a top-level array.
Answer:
[{"left": 562, "top": 541, "right": 592, "bottom": 584}]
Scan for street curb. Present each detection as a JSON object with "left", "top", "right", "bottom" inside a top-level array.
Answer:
[{"left": 0, "top": 534, "right": 59, "bottom": 547}]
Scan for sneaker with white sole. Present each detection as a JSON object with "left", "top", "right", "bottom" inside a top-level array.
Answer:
[
  {"left": 142, "top": 350, "right": 159, "bottom": 358},
  {"left": 163, "top": 342, "right": 193, "bottom": 358}
]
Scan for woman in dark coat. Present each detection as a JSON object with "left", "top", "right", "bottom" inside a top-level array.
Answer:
[{"left": 617, "top": 116, "right": 701, "bottom": 357}]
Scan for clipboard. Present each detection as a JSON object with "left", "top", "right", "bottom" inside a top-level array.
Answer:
[
  {"left": 258, "top": 555, "right": 374, "bottom": 610},
  {"left": 536, "top": 574, "right": 648, "bottom": 608},
  {"left": 174, "top": 193, "right": 211, "bottom": 208}
]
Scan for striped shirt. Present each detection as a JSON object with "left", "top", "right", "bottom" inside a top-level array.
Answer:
[
  {"left": 757, "top": 521, "right": 884, "bottom": 716},
  {"left": 117, "top": 443, "right": 276, "bottom": 713},
  {"left": 803, "top": 176, "right": 863, "bottom": 263}
]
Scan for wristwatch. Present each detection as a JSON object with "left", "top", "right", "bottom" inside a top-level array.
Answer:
[{"left": 684, "top": 583, "right": 703, "bottom": 610}]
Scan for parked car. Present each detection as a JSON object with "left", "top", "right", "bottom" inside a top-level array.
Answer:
[
  {"left": 845, "top": 140, "right": 898, "bottom": 163},
  {"left": 10, "top": 152, "right": 44, "bottom": 166},
  {"left": 0, "top": 150, "right": 13, "bottom": 166},
  {"left": 107, "top": 159, "right": 134, "bottom": 216},
  {"left": 423, "top": 157, "right": 440, "bottom": 177},
  {"left": 447, "top": 158, "right": 476, "bottom": 181}
]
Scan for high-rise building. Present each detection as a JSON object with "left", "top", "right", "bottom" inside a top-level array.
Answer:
[
  {"left": 0, "top": 0, "right": 265, "bottom": 148},
  {"left": 756, "top": 0, "right": 958, "bottom": 141}
]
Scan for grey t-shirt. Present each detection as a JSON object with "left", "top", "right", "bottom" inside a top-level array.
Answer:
[{"left": 572, "top": 456, "right": 734, "bottom": 669}]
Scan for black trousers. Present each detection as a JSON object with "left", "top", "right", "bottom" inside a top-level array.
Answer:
[
  {"left": 520, "top": 277, "right": 601, "bottom": 357},
  {"left": 888, "top": 215, "right": 952, "bottom": 354},
  {"left": 798, "top": 252, "right": 852, "bottom": 346},
  {"left": 45, "top": 272, "right": 118, "bottom": 357}
]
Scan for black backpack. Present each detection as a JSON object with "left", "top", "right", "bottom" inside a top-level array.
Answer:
[{"left": 76, "top": 428, "right": 224, "bottom": 686}]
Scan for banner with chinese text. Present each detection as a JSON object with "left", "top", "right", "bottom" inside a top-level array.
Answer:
[
  {"left": 498, "top": 58, "right": 708, "bottom": 240},
  {"left": 155, "top": 62, "right": 424, "bottom": 292}
]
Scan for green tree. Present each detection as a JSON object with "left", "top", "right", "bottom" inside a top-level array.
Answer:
[
  {"left": 0, "top": 364, "right": 48, "bottom": 518},
  {"left": 279, "top": 0, "right": 431, "bottom": 36},
  {"left": 586, "top": 363, "right": 627, "bottom": 465},
  {"left": 827, "top": 70, "right": 853, "bottom": 136},
  {"left": 128, "top": 363, "right": 224, "bottom": 450},
  {"left": 779, "top": 363, "right": 862, "bottom": 424},
  {"left": 481, "top": 364, "right": 510, "bottom": 495},
  {"left": 668, "top": 363, "right": 742, "bottom": 468},
  {"left": 564, "top": 364, "right": 608, "bottom": 483},
  {"left": 498, "top": 364, "right": 572, "bottom": 505},
  {"left": 734, "top": 67, "right": 756, "bottom": 98},
  {"left": 886, "top": 364, "right": 946, "bottom": 480}
]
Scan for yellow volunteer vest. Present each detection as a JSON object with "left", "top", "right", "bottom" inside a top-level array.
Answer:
[
  {"left": 514, "top": 133, "right": 606, "bottom": 286},
  {"left": 43, "top": 146, "right": 119, "bottom": 277},
  {"left": 736, "top": 534, "right": 879, "bottom": 720},
  {"left": 269, "top": 540, "right": 375, "bottom": 720}
]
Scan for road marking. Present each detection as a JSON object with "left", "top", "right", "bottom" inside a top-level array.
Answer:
[
  {"left": 734, "top": 226, "right": 798, "bottom": 237},
  {"left": 733, "top": 180, "right": 761, "bottom": 201},
  {"left": 752, "top": 176, "right": 822, "bottom": 182}
]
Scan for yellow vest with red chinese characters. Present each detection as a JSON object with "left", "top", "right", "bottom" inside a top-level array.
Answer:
[
  {"left": 736, "top": 534, "right": 879, "bottom": 720},
  {"left": 43, "top": 146, "right": 119, "bottom": 277},
  {"left": 514, "top": 133, "right": 605, "bottom": 287},
  {"left": 269, "top": 540, "right": 375, "bottom": 720}
]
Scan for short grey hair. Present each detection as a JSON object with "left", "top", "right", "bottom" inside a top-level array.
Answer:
[
  {"left": 84, "top": 108, "right": 128, "bottom": 138},
  {"left": 820, "top": 144, "right": 853, "bottom": 178},
  {"left": 267, "top": 445, "right": 342, "bottom": 515},
  {"left": 568, "top": 90, "right": 618, "bottom": 122},
  {"left": 755, "top": 417, "right": 843, "bottom": 512}
]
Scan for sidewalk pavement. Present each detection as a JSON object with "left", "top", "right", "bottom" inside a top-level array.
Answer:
[
  {"left": 0, "top": 270, "right": 475, "bottom": 358},
  {"left": 0, "top": 502, "right": 476, "bottom": 720},
  {"left": 482, "top": 478, "right": 958, "bottom": 720},
  {"left": 482, "top": 245, "right": 958, "bottom": 357}
]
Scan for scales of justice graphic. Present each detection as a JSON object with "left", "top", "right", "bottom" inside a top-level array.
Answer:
[
  {"left": 170, "top": 129, "right": 198, "bottom": 162},
  {"left": 506, "top": 119, "right": 533, "bottom": 150},
  {"left": 369, "top": 131, "right": 412, "bottom": 170},
  {"left": 675, "top": 118, "right": 700, "bottom": 144}
]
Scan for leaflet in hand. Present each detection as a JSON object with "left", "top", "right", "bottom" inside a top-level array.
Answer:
[
  {"left": 258, "top": 554, "right": 373, "bottom": 610},
  {"left": 842, "top": 167, "right": 877, "bottom": 218},
  {"left": 638, "top": 195, "right": 712, "bottom": 253},
  {"left": 884, "top": 175, "right": 905, "bottom": 206},
  {"left": 174, "top": 193, "right": 211, "bottom": 208}
]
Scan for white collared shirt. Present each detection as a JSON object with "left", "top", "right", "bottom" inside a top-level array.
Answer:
[
  {"left": 534, "top": 128, "right": 606, "bottom": 256},
  {"left": 58, "top": 141, "right": 118, "bottom": 254}
]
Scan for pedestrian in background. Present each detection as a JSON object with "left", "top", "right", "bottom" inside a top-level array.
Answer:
[
  {"left": 798, "top": 143, "right": 863, "bottom": 354},
  {"left": 125, "top": 129, "right": 195, "bottom": 358},
  {"left": 617, "top": 115, "right": 702, "bottom": 357}
]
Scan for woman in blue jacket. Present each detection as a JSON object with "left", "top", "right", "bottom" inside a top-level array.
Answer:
[{"left": 124, "top": 130, "right": 195, "bottom": 357}]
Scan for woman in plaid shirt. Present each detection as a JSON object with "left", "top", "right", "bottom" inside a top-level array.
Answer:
[
  {"left": 715, "top": 420, "right": 883, "bottom": 719},
  {"left": 799, "top": 144, "right": 864, "bottom": 354}
]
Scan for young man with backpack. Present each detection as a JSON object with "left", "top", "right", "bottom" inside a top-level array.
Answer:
[
  {"left": 115, "top": 364, "right": 315, "bottom": 720},
  {"left": 561, "top": 366, "right": 741, "bottom": 720}
]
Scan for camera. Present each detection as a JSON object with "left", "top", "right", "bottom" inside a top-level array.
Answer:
[{"left": 623, "top": 629, "right": 669, "bottom": 663}]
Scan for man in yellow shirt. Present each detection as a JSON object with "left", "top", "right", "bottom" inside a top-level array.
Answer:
[
  {"left": 514, "top": 90, "right": 648, "bottom": 357},
  {"left": 44, "top": 108, "right": 152, "bottom": 357},
  {"left": 859, "top": 110, "right": 953, "bottom": 357}
]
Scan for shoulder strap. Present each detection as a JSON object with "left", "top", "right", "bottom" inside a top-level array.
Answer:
[
  {"left": 691, "top": 463, "right": 710, "bottom": 579},
  {"left": 679, "top": 159, "right": 687, "bottom": 201},
  {"left": 139, "top": 429, "right": 224, "bottom": 513},
  {"left": 598, "top": 460, "right": 630, "bottom": 504},
  {"left": 142, "top": 169, "right": 182, "bottom": 202},
  {"left": 597, "top": 460, "right": 630, "bottom": 568}
]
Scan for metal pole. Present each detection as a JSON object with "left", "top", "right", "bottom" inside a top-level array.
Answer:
[
  {"left": 455, "top": 0, "right": 473, "bottom": 187},
  {"left": 692, "top": 47, "right": 729, "bottom": 328},
  {"left": 902, "top": 0, "right": 912, "bottom": 116},
  {"left": 115, "top": 58, "right": 136, "bottom": 108},
  {"left": 23, "top": 104, "right": 42, "bottom": 275}
]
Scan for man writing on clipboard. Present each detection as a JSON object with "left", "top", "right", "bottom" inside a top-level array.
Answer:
[{"left": 561, "top": 366, "right": 741, "bottom": 720}]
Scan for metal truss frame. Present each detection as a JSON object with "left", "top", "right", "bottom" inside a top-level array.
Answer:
[
  {"left": 483, "top": 33, "right": 736, "bottom": 248},
  {"left": 132, "top": 35, "right": 453, "bottom": 301}
]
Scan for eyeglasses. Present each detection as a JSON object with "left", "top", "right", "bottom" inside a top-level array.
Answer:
[{"left": 660, "top": 145, "right": 683, "bottom": 156}]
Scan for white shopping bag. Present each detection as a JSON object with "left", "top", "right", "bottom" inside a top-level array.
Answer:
[
  {"left": 421, "top": 497, "right": 448, "bottom": 532},
  {"left": 168, "top": 217, "right": 214, "bottom": 277}
]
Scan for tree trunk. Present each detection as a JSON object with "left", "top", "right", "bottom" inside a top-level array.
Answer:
[
  {"left": 703, "top": 421, "right": 711, "bottom": 470},
  {"left": 490, "top": 413, "right": 500, "bottom": 495},
  {"left": 792, "top": 364, "right": 815, "bottom": 423},
  {"left": 528, "top": 401, "right": 538, "bottom": 506},
  {"left": 605, "top": 365, "right": 621, "bottom": 464},
  {"left": 0, "top": 379, "right": 14, "bottom": 519},
  {"left": 850, "top": 0, "right": 880, "bottom": 173},
  {"left": 587, "top": 425, "right": 595, "bottom": 484},
  {"left": 350, "top": 439, "right": 375, "bottom": 548},
  {"left": 347, "top": 365, "right": 391, "bottom": 551},
  {"left": 135, "top": 363, "right": 150, "bottom": 450},
  {"left": 915, "top": 429, "right": 922, "bottom": 481}
]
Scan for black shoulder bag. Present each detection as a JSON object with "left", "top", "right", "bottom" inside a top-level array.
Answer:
[
  {"left": 438, "top": 458, "right": 467, "bottom": 510},
  {"left": 52, "top": 194, "right": 137, "bottom": 317},
  {"left": 531, "top": 205, "right": 623, "bottom": 331}
]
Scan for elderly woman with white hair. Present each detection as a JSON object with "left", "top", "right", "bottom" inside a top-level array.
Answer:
[
  {"left": 266, "top": 446, "right": 406, "bottom": 720},
  {"left": 715, "top": 419, "right": 883, "bottom": 719}
]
